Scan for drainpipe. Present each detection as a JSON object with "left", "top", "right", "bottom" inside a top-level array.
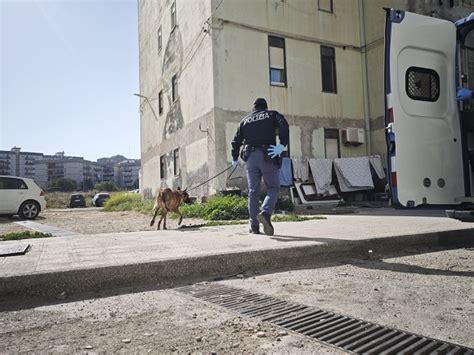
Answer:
[{"left": 358, "top": 0, "right": 371, "bottom": 155}]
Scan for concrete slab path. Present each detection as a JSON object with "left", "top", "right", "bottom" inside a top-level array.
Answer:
[
  {"left": 14, "top": 220, "right": 82, "bottom": 237},
  {"left": 1, "top": 213, "right": 473, "bottom": 301}
]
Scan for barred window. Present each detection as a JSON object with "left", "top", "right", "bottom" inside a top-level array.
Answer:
[
  {"left": 405, "top": 67, "right": 440, "bottom": 102},
  {"left": 173, "top": 148, "right": 180, "bottom": 176},
  {"left": 321, "top": 46, "right": 337, "bottom": 93},
  {"left": 268, "top": 36, "right": 287, "bottom": 86},
  {"left": 160, "top": 155, "right": 167, "bottom": 179}
]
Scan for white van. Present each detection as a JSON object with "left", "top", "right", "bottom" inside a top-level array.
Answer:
[{"left": 384, "top": 9, "right": 474, "bottom": 208}]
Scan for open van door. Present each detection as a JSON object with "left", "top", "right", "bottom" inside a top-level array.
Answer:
[{"left": 385, "top": 9, "right": 464, "bottom": 207}]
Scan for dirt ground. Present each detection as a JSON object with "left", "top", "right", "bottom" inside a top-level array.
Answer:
[
  {"left": 0, "top": 208, "right": 205, "bottom": 236},
  {"left": 1, "top": 248, "right": 471, "bottom": 353},
  {"left": 222, "top": 247, "right": 474, "bottom": 349}
]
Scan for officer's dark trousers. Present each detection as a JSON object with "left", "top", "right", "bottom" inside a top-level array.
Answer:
[{"left": 246, "top": 149, "right": 280, "bottom": 227}]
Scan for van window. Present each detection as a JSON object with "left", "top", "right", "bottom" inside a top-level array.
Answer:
[
  {"left": 0, "top": 177, "right": 28, "bottom": 189},
  {"left": 405, "top": 67, "right": 440, "bottom": 102}
]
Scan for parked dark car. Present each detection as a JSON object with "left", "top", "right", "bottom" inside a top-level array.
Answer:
[
  {"left": 69, "top": 193, "right": 86, "bottom": 208},
  {"left": 92, "top": 192, "right": 110, "bottom": 207}
]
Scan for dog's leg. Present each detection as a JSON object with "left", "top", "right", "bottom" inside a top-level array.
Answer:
[
  {"left": 163, "top": 211, "right": 168, "bottom": 230},
  {"left": 157, "top": 212, "right": 164, "bottom": 230},
  {"left": 150, "top": 205, "right": 158, "bottom": 227},
  {"left": 177, "top": 210, "right": 183, "bottom": 226}
]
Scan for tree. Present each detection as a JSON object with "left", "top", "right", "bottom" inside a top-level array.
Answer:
[
  {"left": 95, "top": 181, "right": 117, "bottom": 192},
  {"left": 82, "top": 179, "right": 94, "bottom": 191},
  {"left": 52, "top": 178, "right": 76, "bottom": 192}
]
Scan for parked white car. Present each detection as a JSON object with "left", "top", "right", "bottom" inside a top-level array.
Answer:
[
  {"left": 92, "top": 192, "right": 111, "bottom": 207},
  {"left": 0, "top": 175, "right": 47, "bottom": 219}
]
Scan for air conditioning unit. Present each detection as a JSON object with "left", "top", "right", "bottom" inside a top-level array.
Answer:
[{"left": 342, "top": 128, "right": 365, "bottom": 145}]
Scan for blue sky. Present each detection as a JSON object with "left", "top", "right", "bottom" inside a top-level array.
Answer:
[{"left": 0, "top": 0, "right": 139, "bottom": 161}]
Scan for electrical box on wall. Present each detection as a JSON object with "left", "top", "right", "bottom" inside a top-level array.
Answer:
[{"left": 341, "top": 128, "right": 365, "bottom": 145}]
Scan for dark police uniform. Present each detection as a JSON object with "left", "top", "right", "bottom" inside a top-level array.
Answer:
[{"left": 231, "top": 104, "right": 289, "bottom": 232}]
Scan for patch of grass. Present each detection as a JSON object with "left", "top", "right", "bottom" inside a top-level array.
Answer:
[
  {"left": 204, "top": 220, "right": 247, "bottom": 226},
  {"left": 271, "top": 214, "right": 326, "bottom": 222},
  {"left": 103, "top": 193, "right": 154, "bottom": 214},
  {"left": 101, "top": 193, "right": 323, "bottom": 225},
  {"left": 180, "top": 195, "right": 248, "bottom": 220},
  {"left": 201, "top": 214, "right": 325, "bottom": 227},
  {"left": 1, "top": 231, "right": 53, "bottom": 241}
]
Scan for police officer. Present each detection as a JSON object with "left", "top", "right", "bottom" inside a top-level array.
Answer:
[{"left": 231, "top": 98, "right": 289, "bottom": 236}]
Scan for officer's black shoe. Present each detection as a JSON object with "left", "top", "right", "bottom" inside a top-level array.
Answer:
[
  {"left": 257, "top": 211, "right": 274, "bottom": 236},
  {"left": 249, "top": 225, "right": 261, "bottom": 234}
]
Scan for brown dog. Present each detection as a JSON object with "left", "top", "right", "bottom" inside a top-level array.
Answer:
[{"left": 150, "top": 187, "right": 190, "bottom": 230}]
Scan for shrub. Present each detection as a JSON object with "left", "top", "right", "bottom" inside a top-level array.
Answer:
[
  {"left": 1, "top": 231, "right": 53, "bottom": 241},
  {"left": 275, "top": 196, "right": 294, "bottom": 212},
  {"left": 52, "top": 178, "right": 76, "bottom": 192},
  {"left": 95, "top": 181, "right": 118, "bottom": 192},
  {"left": 180, "top": 195, "right": 248, "bottom": 220}
]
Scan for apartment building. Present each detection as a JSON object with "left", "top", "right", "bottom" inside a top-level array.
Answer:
[
  {"left": 0, "top": 147, "right": 43, "bottom": 178},
  {"left": 138, "top": 0, "right": 473, "bottom": 197},
  {"left": 33, "top": 153, "right": 104, "bottom": 189},
  {"left": 114, "top": 159, "right": 141, "bottom": 189},
  {"left": 97, "top": 155, "right": 127, "bottom": 182},
  {"left": 0, "top": 147, "right": 139, "bottom": 189}
]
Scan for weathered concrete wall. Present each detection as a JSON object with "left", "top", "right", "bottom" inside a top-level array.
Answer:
[
  {"left": 139, "top": 0, "right": 215, "bottom": 197},
  {"left": 212, "top": 0, "right": 367, "bottom": 191}
]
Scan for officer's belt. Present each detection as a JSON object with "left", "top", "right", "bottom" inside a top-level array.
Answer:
[{"left": 246, "top": 144, "right": 270, "bottom": 151}]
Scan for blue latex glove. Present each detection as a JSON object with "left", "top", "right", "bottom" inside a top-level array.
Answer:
[
  {"left": 456, "top": 87, "right": 472, "bottom": 101},
  {"left": 267, "top": 144, "right": 285, "bottom": 159},
  {"left": 232, "top": 160, "right": 239, "bottom": 169}
]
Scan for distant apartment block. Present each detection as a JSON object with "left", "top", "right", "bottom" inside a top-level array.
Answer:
[
  {"left": 97, "top": 155, "right": 127, "bottom": 183},
  {"left": 114, "top": 159, "right": 140, "bottom": 189},
  {"left": 0, "top": 147, "right": 43, "bottom": 178},
  {"left": 0, "top": 147, "right": 140, "bottom": 190},
  {"left": 33, "top": 153, "right": 104, "bottom": 189}
]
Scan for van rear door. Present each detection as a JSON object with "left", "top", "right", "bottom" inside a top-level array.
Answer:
[{"left": 385, "top": 9, "right": 464, "bottom": 207}]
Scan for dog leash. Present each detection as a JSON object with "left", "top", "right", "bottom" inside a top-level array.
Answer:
[{"left": 186, "top": 164, "right": 238, "bottom": 193}]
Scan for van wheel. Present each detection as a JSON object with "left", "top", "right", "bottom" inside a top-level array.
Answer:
[{"left": 19, "top": 201, "right": 40, "bottom": 220}]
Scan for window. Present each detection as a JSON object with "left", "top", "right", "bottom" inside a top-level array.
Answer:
[
  {"left": 318, "top": 0, "right": 333, "bottom": 13},
  {"left": 0, "top": 177, "right": 27, "bottom": 190},
  {"left": 268, "top": 36, "right": 287, "bottom": 86},
  {"left": 173, "top": 149, "right": 180, "bottom": 176},
  {"left": 324, "top": 129, "right": 340, "bottom": 159},
  {"left": 405, "top": 67, "right": 440, "bottom": 102},
  {"left": 160, "top": 155, "right": 167, "bottom": 179},
  {"left": 171, "top": 0, "right": 176, "bottom": 31},
  {"left": 321, "top": 46, "right": 337, "bottom": 93},
  {"left": 172, "top": 75, "right": 178, "bottom": 102},
  {"left": 157, "top": 26, "right": 162, "bottom": 52},
  {"left": 158, "top": 90, "right": 163, "bottom": 114}
]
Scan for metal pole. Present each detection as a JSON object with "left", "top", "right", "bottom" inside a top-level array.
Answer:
[{"left": 134, "top": 93, "right": 159, "bottom": 121}]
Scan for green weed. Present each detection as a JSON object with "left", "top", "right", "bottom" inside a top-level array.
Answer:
[{"left": 1, "top": 231, "right": 53, "bottom": 241}]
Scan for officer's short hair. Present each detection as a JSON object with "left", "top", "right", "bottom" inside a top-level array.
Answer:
[{"left": 253, "top": 98, "right": 268, "bottom": 110}]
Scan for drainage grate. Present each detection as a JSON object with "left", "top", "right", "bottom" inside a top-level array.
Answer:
[{"left": 176, "top": 284, "right": 473, "bottom": 355}]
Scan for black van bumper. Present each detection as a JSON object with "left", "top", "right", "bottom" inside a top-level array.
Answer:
[{"left": 446, "top": 209, "right": 474, "bottom": 222}]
